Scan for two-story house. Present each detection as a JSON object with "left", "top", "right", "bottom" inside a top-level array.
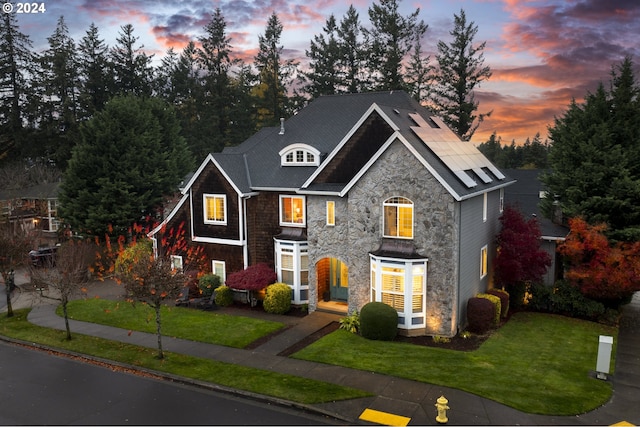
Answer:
[{"left": 150, "top": 91, "right": 514, "bottom": 336}]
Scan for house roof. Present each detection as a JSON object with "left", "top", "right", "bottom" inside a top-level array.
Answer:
[
  {"left": 188, "top": 91, "right": 513, "bottom": 201},
  {"left": 502, "top": 169, "right": 569, "bottom": 240},
  {"left": 0, "top": 182, "right": 60, "bottom": 201}
]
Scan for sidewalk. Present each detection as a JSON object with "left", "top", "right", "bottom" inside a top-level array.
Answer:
[{"left": 3, "top": 274, "right": 640, "bottom": 426}]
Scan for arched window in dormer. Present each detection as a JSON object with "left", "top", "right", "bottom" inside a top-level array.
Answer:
[{"left": 279, "top": 143, "right": 320, "bottom": 166}]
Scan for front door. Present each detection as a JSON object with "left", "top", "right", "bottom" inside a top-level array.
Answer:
[{"left": 329, "top": 259, "right": 348, "bottom": 302}]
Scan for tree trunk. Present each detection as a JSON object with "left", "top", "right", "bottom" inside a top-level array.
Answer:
[
  {"left": 155, "top": 305, "right": 164, "bottom": 359},
  {"left": 62, "top": 301, "right": 72, "bottom": 340},
  {"left": 4, "top": 283, "right": 13, "bottom": 318}
]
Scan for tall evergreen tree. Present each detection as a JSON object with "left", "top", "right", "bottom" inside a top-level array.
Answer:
[
  {"left": 429, "top": 9, "right": 491, "bottom": 141},
  {"left": 77, "top": 23, "right": 112, "bottom": 118},
  {"left": 405, "top": 33, "right": 431, "bottom": 102},
  {"left": 227, "top": 62, "right": 257, "bottom": 145},
  {"left": 110, "top": 24, "right": 154, "bottom": 96},
  {"left": 362, "top": 0, "right": 426, "bottom": 91},
  {"left": 59, "top": 96, "right": 194, "bottom": 237},
  {"left": 543, "top": 57, "right": 640, "bottom": 241},
  {"left": 304, "top": 14, "right": 341, "bottom": 98},
  {"left": 0, "top": 12, "right": 36, "bottom": 160},
  {"left": 38, "top": 16, "right": 80, "bottom": 166},
  {"left": 253, "top": 12, "right": 297, "bottom": 127},
  {"left": 336, "top": 5, "right": 367, "bottom": 93},
  {"left": 197, "top": 8, "right": 236, "bottom": 156}
]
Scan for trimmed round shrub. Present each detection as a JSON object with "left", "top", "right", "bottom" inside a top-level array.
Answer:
[
  {"left": 487, "top": 288, "right": 510, "bottom": 318},
  {"left": 263, "top": 283, "right": 292, "bottom": 314},
  {"left": 477, "top": 293, "right": 501, "bottom": 326},
  {"left": 467, "top": 297, "right": 495, "bottom": 334},
  {"left": 214, "top": 285, "right": 233, "bottom": 307},
  {"left": 198, "top": 273, "right": 221, "bottom": 298},
  {"left": 359, "top": 302, "right": 398, "bottom": 341}
]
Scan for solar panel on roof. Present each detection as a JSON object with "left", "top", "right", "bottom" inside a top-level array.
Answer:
[{"left": 408, "top": 113, "right": 504, "bottom": 188}]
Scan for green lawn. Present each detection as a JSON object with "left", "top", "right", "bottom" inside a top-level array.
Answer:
[
  {"left": 58, "top": 299, "right": 284, "bottom": 348},
  {"left": 293, "top": 311, "right": 617, "bottom": 415},
  {"left": 0, "top": 309, "right": 371, "bottom": 404}
]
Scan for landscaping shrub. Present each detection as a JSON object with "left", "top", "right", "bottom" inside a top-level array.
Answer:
[
  {"left": 339, "top": 311, "right": 360, "bottom": 334},
  {"left": 214, "top": 285, "right": 233, "bottom": 307},
  {"left": 487, "top": 288, "right": 510, "bottom": 318},
  {"left": 477, "top": 293, "right": 501, "bottom": 326},
  {"left": 359, "top": 302, "right": 398, "bottom": 341},
  {"left": 226, "top": 263, "right": 277, "bottom": 291},
  {"left": 198, "top": 273, "right": 221, "bottom": 298},
  {"left": 528, "top": 281, "right": 606, "bottom": 321},
  {"left": 505, "top": 282, "right": 528, "bottom": 309},
  {"left": 263, "top": 283, "right": 292, "bottom": 314},
  {"left": 467, "top": 297, "right": 495, "bottom": 334}
]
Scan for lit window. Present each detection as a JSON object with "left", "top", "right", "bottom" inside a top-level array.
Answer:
[
  {"left": 480, "top": 245, "right": 488, "bottom": 279},
  {"left": 203, "top": 194, "right": 226, "bottom": 225},
  {"left": 499, "top": 188, "right": 504, "bottom": 213},
  {"left": 326, "top": 201, "right": 335, "bottom": 226},
  {"left": 383, "top": 197, "right": 413, "bottom": 239},
  {"left": 170, "top": 255, "right": 183, "bottom": 272},
  {"left": 280, "top": 195, "right": 305, "bottom": 226},
  {"left": 279, "top": 144, "right": 320, "bottom": 166},
  {"left": 212, "top": 260, "right": 226, "bottom": 283}
]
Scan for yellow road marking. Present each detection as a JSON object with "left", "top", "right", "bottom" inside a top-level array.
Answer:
[
  {"left": 610, "top": 422, "right": 634, "bottom": 426},
  {"left": 359, "top": 408, "right": 411, "bottom": 426}
]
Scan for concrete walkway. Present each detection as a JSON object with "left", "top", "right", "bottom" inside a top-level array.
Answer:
[{"left": 3, "top": 274, "right": 639, "bottom": 425}]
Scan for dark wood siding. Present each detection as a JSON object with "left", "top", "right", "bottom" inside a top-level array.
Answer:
[
  {"left": 191, "top": 162, "right": 241, "bottom": 240},
  {"left": 313, "top": 113, "right": 394, "bottom": 184},
  {"left": 245, "top": 192, "right": 281, "bottom": 268}
]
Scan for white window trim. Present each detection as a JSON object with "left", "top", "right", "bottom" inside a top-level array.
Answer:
[
  {"left": 480, "top": 245, "right": 488, "bottom": 279},
  {"left": 279, "top": 195, "right": 306, "bottom": 227},
  {"left": 211, "top": 260, "right": 226, "bottom": 283},
  {"left": 382, "top": 196, "right": 414, "bottom": 239},
  {"left": 279, "top": 143, "right": 321, "bottom": 166},
  {"left": 203, "top": 194, "right": 227, "bottom": 225},
  {"left": 482, "top": 192, "right": 488, "bottom": 222},
  {"left": 274, "top": 239, "right": 309, "bottom": 304},
  {"left": 499, "top": 188, "right": 504, "bottom": 213},
  {"left": 326, "top": 200, "right": 335, "bottom": 226}
]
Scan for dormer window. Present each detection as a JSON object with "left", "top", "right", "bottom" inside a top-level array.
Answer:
[{"left": 279, "top": 143, "right": 320, "bottom": 166}]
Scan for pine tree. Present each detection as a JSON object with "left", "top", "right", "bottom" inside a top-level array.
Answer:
[
  {"left": 405, "top": 33, "right": 431, "bottom": 102},
  {"left": 336, "top": 5, "right": 366, "bottom": 93},
  {"left": 363, "top": 0, "right": 427, "bottom": 92},
  {"left": 543, "top": 57, "right": 640, "bottom": 241},
  {"left": 304, "top": 14, "right": 341, "bottom": 98},
  {"left": 0, "top": 12, "right": 37, "bottom": 159},
  {"left": 77, "top": 23, "right": 113, "bottom": 118},
  {"left": 59, "top": 96, "right": 193, "bottom": 237},
  {"left": 429, "top": 9, "right": 491, "bottom": 141},
  {"left": 253, "top": 12, "right": 297, "bottom": 127},
  {"left": 110, "top": 24, "right": 154, "bottom": 96}
]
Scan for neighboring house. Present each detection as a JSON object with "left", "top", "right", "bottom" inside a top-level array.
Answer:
[
  {"left": 0, "top": 182, "right": 61, "bottom": 246},
  {"left": 150, "top": 91, "right": 514, "bottom": 337},
  {"left": 502, "top": 169, "right": 569, "bottom": 285}
]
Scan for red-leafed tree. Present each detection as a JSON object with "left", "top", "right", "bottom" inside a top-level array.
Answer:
[
  {"left": 494, "top": 206, "right": 552, "bottom": 289},
  {"left": 559, "top": 217, "right": 640, "bottom": 304}
]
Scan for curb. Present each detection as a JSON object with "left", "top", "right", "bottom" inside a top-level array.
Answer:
[{"left": 0, "top": 334, "right": 352, "bottom": 424}]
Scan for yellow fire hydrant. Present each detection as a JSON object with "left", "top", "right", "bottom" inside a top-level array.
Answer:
[{"left": 435, "top": 395, "right": 449, "bottom": 424}]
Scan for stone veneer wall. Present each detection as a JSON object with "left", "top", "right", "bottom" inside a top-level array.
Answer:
[{"left": 307, "top": 139, "right": 460, "bottom": 336}]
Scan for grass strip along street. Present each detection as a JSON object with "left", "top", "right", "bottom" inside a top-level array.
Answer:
[{"left": 0, "top": 309, "right": 371, "bottom": 405}]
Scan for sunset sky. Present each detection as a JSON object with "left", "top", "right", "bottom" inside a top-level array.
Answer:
[{"left": 14, "top": 0, "right": 640, "bottom": 145}]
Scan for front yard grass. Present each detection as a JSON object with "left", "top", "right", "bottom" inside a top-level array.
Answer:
[
  {"left": 57, "top": 299, "right": 283, "bottom": 348},
  {"left": 293, "top": 311, "right": 617, "bottom": 416},
  {"left": 0, "top": 309, "right": 371, "bottom": 405}
]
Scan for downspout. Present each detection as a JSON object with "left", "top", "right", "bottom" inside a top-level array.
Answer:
[{"left": 242, "top": 196, "right": 250, "bottom": 269}]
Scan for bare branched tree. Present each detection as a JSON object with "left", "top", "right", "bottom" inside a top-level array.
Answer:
[
  {"left": 30, "top": 239, "right": 96, "bottom": 339},
  {"left": 0, "top": 222, "right": 33, "bottom": 317}
]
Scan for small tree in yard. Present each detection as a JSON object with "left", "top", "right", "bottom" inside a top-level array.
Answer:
[
  {"left": 494, "top": 206, "right": 551, "bottom": 306},
  {"left": 0, "top": 223, "right": 33, "bottom": 318},
  {"left": 30, "top": 239, "right": 96, "bottom": 340},
  {"left": 559, "top": 217, "right": 640, "bottom": 307},
  {"left": 226, "top": 263, "right": 277, "bottom": 303},
  {"left": 115, "top": 239, "right": 186, "bottom": 359}
]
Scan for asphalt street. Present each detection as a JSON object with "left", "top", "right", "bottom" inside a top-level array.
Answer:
[{"left": 0, "top": 340, "right": 335, "bottom": 426}]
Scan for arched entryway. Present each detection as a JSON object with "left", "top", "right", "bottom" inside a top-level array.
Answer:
[{"left": 316, "top": 257, "right": 348, "bottom": 308}]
